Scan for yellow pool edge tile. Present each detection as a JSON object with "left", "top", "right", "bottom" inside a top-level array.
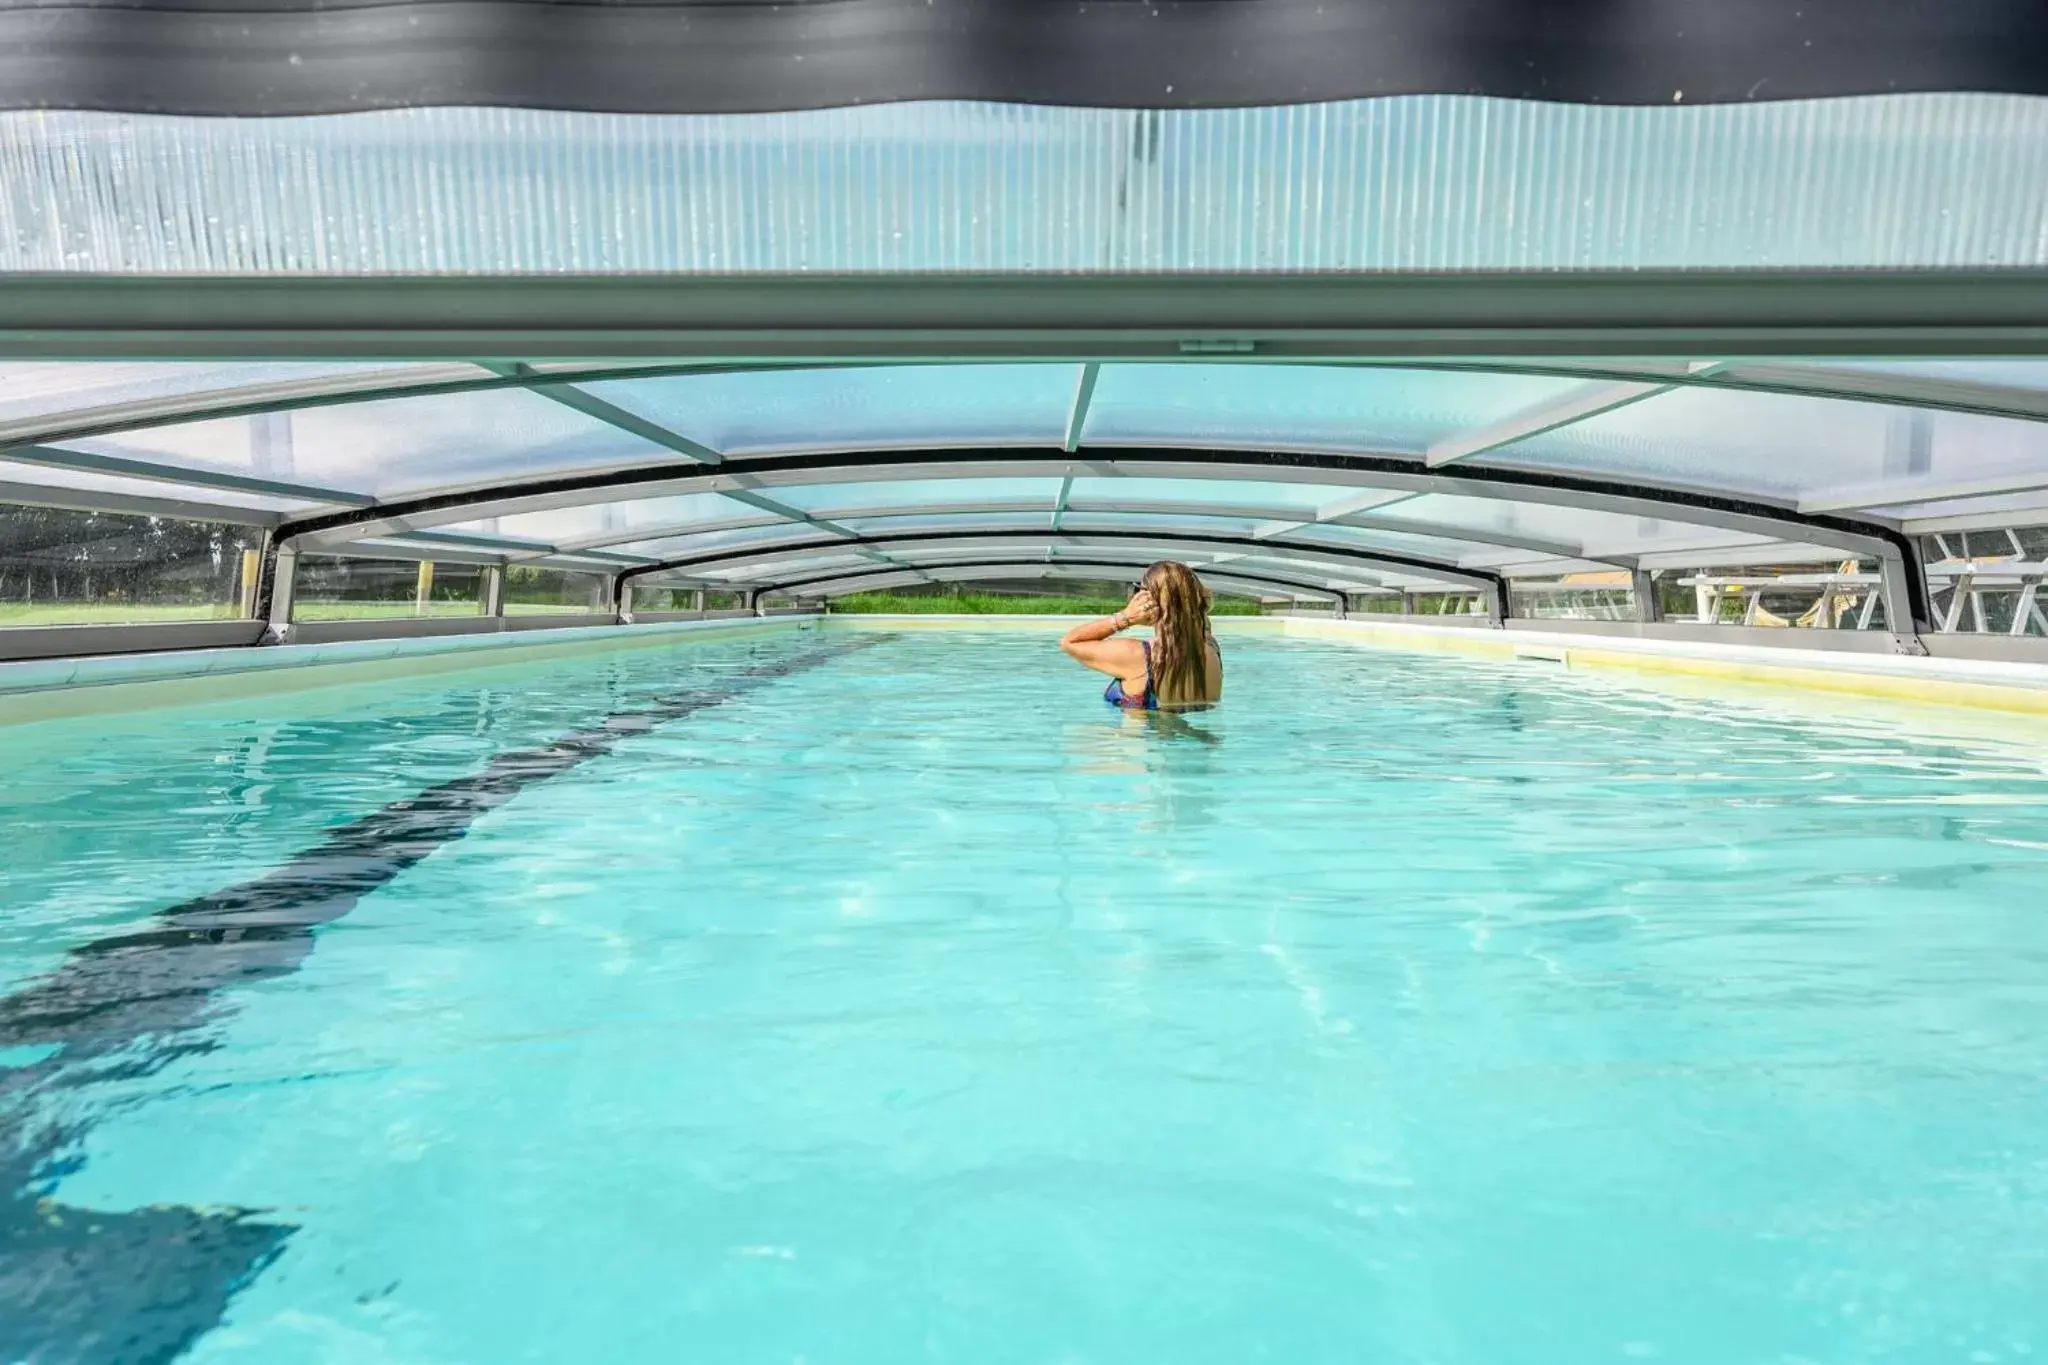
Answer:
[
  {"left": 1275, "top": 616, "right": 2048, "bottom": 717},
  {"left": 1563, "top": 645, "right": 2048, "bottom": 716}
]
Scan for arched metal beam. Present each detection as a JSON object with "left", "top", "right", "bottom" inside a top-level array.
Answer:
[
  {"left": 557, "top": 496, "right": 1611, "bottom": 569},
  {"left": 611, "top": 528, "right": 1509, "bottom": 621},
  {"left": 263, "top": 446, "right": 1929, "bottom": 633},
  {"left": 624, "top": 531, "right": 1473, "bottom": 590},
  {"left": 550, "top": 504, "right": 1040, "bottom": 556},
  {"left": 750, "top": 558, "right": 1346, "bottom": 604}
]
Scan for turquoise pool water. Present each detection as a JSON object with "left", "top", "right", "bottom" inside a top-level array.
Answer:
[{"left": 5, "top": 625, "right": 2048, "bottom": 1364}]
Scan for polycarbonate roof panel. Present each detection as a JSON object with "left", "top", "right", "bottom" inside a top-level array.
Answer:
[
  {"left": 774, "top": 478, "right": 1065, "bottom": 515},
  {"left": 759, "top": 564, "right": 1327, "bottom": 599},
  {"left": 583, "top": 366, "right": 1074, "bottom": 455},
  {"left": 1082, "top": 365, "right": 1583, "bottom": 454},
  {"left": 1483, "top": 386, "right": 2048, "bottom": 505},
  {"left": 450, "top": 493, "right": 769, "bottom": 547},
  {"left": 1876, "top": 489, "right": 2048, "bottom": 530},
  {"left": 1223, "top": 550, "right": 1459, "bottom": 588},
  {"left": 878, "top": 544, "right": 1364, "bottom": 585},
  {"left": 0, "top": 362, "right": 457, "bottom": 431},
  {"left": 1057, "top": 512, "right": 1272, "bottom": 539},
  {"left": 1061, "top": 478, "right": 1381, "bottom": 514},
  {"left": 697, "top": 551, "right": 875, "bottom": 581},
  {"left": 1362, "top": 496, "right": 1777, "bottom": 560},
  {"left": 0, "top": 458, "right": 309, "bottom": 519},
  {"left": 9, "top": 95, "right": 2047, "bottom": 273},
  {"left": 1284, "top": 522, "right": 1527, "bottom": 564},
  {"left": 1803, "top": 361, "right": 2048, "bottom": 392},
  {"left": 605, "top": 521, "right": 848, "bottom": 561},
  {"left": 835, "top": 512, "right": 1055, "bottom": 535},
  {"left": 53, "top": 388, "right": 672, "bottom": 501}
]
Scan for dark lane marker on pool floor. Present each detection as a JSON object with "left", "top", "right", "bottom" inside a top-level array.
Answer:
[{"left": 0, "top": 632, "right": 886, "bottom": 1365}]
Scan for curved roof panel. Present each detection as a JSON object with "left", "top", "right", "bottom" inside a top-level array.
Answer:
[
  {"left": 6, "top": 94, "right": 2048, "bottom": 274},
  {"left": 6, "top": 358, "right": 2048, "bottom": 616}
]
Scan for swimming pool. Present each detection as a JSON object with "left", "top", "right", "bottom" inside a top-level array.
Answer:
[{"left": 5, "top": 624, "right": 2047, "bottom": 1364}]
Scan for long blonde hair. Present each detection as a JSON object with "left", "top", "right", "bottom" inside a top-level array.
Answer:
[{"left": 1142, "top": 560, "right": 1213, "bottom": 706}]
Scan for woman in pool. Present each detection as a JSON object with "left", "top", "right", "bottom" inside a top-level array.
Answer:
[{"left": 1060, "top": 560, "right": 1224, "bottom": 710}]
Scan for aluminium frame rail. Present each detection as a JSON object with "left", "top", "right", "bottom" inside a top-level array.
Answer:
[{"left": 252, "top": 446, "right": 1933, "bottom": 646}]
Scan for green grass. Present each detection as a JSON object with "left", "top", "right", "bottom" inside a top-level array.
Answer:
[
  {"left": 0, "top": 599, "right": 609, "bottom": 627},
  {"left": 295, "top": 601, "right": 487, "bottom": 621},
  {"left": 825, "top": 592, "right": 1263, "bottom": 615},
  {"left": 0, "top": 602, "right": 246, "bottom": 627}
]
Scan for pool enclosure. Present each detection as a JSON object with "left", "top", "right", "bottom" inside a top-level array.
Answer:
[{"left": 3, "top": 0, "right": 2048, "bottom": 671}]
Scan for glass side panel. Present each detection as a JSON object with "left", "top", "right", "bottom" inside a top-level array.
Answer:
[
  {"left": 1486, "top": 387, "right": 2048, "bottom": 504},
  {"left": 55, "top": 389, "right": 671, "bottom": 501},
  {"left": 622, "top": 585, "right": 693, "bottom": 612},
  {"left": 1870, "top": 489, "right": 2048, "bottom": 527},
  {"left": 1081, "top": 366, "right": 1583, "bottom": 454},
  {"left": 0, "top": 363, "right": 455, "bottom": 429},
  {"left": 293, "top": 556, "right": 486, "bottom": 621},
  {"left": 584, "top": 366, "right": 1074, "bottom": 455},
  {"left": 1508, "top": 578, "right": 1640, "bottom": 622},
  {"left": 10, "top": 95, "right": 2047, "bottom": 272},
  {"left": 502, "top": 568, "right": 610, "bottom": 615},
  {"left": 0, "top": 503, "right": 262, "bottom": 626},
  {"left": 623, "top": 584, "right": 748, "bottom": 612}
]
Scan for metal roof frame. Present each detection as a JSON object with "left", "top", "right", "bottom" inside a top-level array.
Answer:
[
  {"left": 746, "top": 558, "right": 1346, "bottom": 604},
  {"left": 9, "top": 348, "right": 2048, "bottom": 571},
  {"left": 559, "top": 496, "right": 1608, "bottom": 571},
  {"left": 697, "top": 542, "right": 1395, "bottom": 594},
  {"left": 259, "top": 446, "right": 1928, "bottom": 632},
  {"left": 29, "top": 318, "right": 2048, "bottom": 648},
  {"left": 609, "top": 528, "right": 1510, "bottom": 617}
]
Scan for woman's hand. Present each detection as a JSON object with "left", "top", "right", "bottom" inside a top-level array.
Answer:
[{"left": 1122, "top": 588, "right": 1159, "bottom": 626}]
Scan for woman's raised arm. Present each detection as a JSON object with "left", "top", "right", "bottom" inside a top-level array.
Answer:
[{"left": 1060, "top": 590, "right": 1154, "bottom": 677}]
